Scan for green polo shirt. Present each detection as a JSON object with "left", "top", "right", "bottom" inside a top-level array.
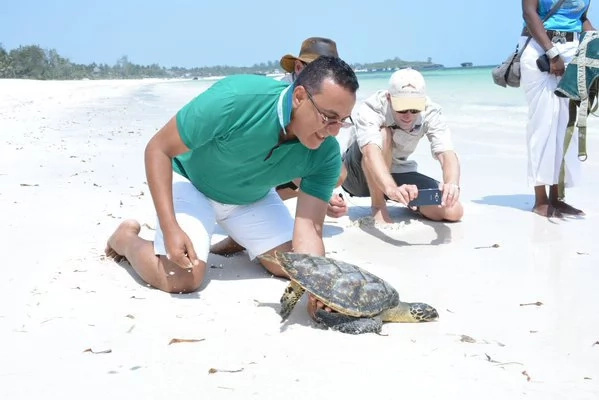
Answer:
[{"left": 173, "top": 74, "right": 341, "bottom": 205}]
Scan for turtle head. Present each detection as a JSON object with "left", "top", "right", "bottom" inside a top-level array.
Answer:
[{"left": 409, "top": 302, "right": 439, "bottom": 322}]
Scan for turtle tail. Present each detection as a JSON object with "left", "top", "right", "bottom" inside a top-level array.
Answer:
[{"left": 379, "top": 301, "right": 439, "bottom": 323}]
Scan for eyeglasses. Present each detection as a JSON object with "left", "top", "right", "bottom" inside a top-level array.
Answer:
[
  {"left": 305, "top": 89, "right": 354, "bottom": 129},
  {"left": 396, "top": 109, "right": 421, "bottom": 114}
]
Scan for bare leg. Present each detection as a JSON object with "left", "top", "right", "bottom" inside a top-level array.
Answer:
[
  {"left": 364, "top": 127, "right": 394, "bottom": 223},
  {"left": 256, "top": 240, "right": 294, "bottom": 278},
  {"left": 210, "top": 236, "right": 246, "bottom": 255},
  {"left": 419, "top": 201, "right": 464, "bottom": 222},
  {"left": 532, "top": 185, "right": 563, "bottom": 218},
  {"left": 105, "top": 220, "right": 206, "bottom": 293},
  {"left": 548, "top": 184, "right": 585, "bottom": 216}
]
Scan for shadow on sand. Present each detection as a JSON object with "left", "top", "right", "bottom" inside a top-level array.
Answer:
[
  {"left": 472, "top": 193, "right": 535, "bottom": 211},
  {"left": 347, "top": 205, "right": 454, "bottom": 247}
]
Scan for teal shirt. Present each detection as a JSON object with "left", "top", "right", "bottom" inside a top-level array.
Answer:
[{"left": 173, "top": 75, "right": 341, "bottom": 205}]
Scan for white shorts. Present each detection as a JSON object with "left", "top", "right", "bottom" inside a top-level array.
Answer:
[{"left": 153, "top": 173, "right": 294, "bottom": 261}]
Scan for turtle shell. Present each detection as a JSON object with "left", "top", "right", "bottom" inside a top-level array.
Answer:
[{"left": 278, "top": 252, "right": 399, "bottom": 317}]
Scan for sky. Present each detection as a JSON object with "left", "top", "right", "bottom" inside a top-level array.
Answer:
[{"left": 1, "top": 1, "right": 599, "bottom": 69}]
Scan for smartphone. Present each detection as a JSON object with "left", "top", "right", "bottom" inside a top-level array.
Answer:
[
  {"left": 408, "top": 188, "right": 443, "bottom": 207},
  {"left": 536, "top": 54, "right": 550, "bottom": 72}
]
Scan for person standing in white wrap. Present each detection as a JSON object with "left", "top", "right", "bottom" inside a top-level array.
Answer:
[{"left": 520, "top": 0, "right": 594, "bottom": 217}]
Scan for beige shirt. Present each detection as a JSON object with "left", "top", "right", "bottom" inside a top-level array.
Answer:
[{"left": 353, "top": 90, "right": 454, "bottom": 173}]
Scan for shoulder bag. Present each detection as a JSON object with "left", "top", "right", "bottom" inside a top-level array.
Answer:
[{"left": 492, "top": 0, "right": 566, "bottom": 88}]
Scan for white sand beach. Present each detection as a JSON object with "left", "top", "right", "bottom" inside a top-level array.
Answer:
[{"left": 1, "top": 77, "right": 598, "bottom": 400}]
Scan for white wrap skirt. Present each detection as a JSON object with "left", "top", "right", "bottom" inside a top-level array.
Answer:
[{"left": 520, "top": 35, "right": 580, "bottom": 187}]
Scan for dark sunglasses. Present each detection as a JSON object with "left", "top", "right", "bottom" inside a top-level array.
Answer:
[{"left": 396, "top": 109, "right": 421, "bottom": 114}]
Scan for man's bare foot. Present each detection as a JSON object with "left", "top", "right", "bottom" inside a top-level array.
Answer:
[
  {"left": 371, "top": 206, "right": 393, "bottom": 224},
  {"left": 532, "top": 204, "right": 563, "bottom": 218},
  {"left": 105, "top": 219, "right": 141, "bottom": 263},
  {"left": 210, "top": 236, "right": 246, "bottom": 256},
  {"left": 551, "top": 200, "right": 585, "bottom": 216}
]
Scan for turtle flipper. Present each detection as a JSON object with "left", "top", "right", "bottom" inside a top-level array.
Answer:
[
  {"left": 315, "top": 309, "right": 383, "bottom": 334},
  {"left": 279, "top": 281, "right": 305, "bottom": 321}
]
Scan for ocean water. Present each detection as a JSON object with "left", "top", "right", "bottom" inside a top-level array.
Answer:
[
  {"left": 146, "top": 67, "right": 599, "bottom": 204},
  {"left": 164, "top": 68, "right": 529, "bottom": 134},
  {"left": 152, "top": 67, "right": 534, "bottom": 150},
  {"left": 153, "top": 67, "right": 534, "bottom": 178},
  {"left": 151, "top": 68, "right": 548, "bottom": 162},
  {"left": 357, "top": 67, "right": 528, "bottom": 131},
  {"left": 160, "top": 67, "right": 527, "bottom": 119},
  {"left": 355, "top": 67, "right": 530, "bottom": 142}
]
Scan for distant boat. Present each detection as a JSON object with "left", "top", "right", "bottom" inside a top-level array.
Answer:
[
  {"left": 417, "top": 64, "right": 444, "bottom": 71},
  {"left": 461, "top": 62, "right": 473, "bottom": 68}
]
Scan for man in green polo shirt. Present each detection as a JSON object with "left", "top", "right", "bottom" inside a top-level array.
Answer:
[{"left": 105, "top": 56, "right": 358, "bottom": 305}]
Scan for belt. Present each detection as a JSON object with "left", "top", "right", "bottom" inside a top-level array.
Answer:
[{"left": 521, "top": 28, "right": 578, "bottom": 43}]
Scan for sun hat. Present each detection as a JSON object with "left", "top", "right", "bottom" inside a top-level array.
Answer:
[
  {"left": 280, "top": 37, "right": 339, "bottom": 73},
  {"left": 388, "top": 68, "right": 427, "bottom": 111}
]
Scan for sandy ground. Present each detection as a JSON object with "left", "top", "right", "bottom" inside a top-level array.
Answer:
[{"left": 1, "top": 78, "right": 598, "bottom": 400}]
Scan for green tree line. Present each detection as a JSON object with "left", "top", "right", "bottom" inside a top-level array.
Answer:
[{"left": 0, "top": 43, "right": 442, "bottom": 80}]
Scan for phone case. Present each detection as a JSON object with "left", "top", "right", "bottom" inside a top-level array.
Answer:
[
  {"left": 536, "top": 54, "right": 550, "bottom": 72},
  {"left": 408, "top": 188, "right": 443, "bottom": 207}
]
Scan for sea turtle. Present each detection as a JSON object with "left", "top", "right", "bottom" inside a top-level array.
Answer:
[{"left": 261, "top": 252, "right": 438, "bottom": 334}]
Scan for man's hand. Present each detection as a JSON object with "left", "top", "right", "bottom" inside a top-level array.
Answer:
[
  {"left": 550, "top": 56, "right": 565, "bottom": 76},
  {"left": 326, "top": 193, "right": 348, "bottom": 218},
  {"left": 385, "top": 184, "right": 418, "bottom": 206},
  {"left": 440, "top": 183, "right": 460, "bottom": 208},
  {"left": 163, "top": 225, "right": 200, "bottom": 269},
  {"left": 307, "top": 293, "right": 332, "bottom": 320}
]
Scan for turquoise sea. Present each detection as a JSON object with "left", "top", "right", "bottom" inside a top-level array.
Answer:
[
  {"left": 140, "top": 65, "right": 599, "bottom": 211},
  {"left": 169, "top": 67, "right": 525, "bottom": 107},
  {"left": 174, "top": 67, "right": 529, "bottom": 130},
  {"left": 153, "top": 66, "right": 533, "bottom": 175},
  {"left": 153, "top": 67, "right": 533, "bottom": 165},
  {"left": 357, "top": 67, "right": 525, "bottom": 108},
  {"left": 354, "top": 67, "right": 530, "bottom": 141}
]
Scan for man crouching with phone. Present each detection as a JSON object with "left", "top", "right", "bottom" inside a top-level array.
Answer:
[{"left": 341, "top": 68, "right": 463, "bottom": 223}]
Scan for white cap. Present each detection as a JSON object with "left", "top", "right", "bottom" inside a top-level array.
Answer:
[{"left": 388, "top": 68, "right": 426, "bottom": 111}]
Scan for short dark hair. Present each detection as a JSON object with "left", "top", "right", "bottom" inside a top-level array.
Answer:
[{"left": 294, "top": 56, "right": 359, "bottom": 95}]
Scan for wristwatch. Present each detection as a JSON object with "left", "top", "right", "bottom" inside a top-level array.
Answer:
[{"left": 545, "top": 46, "right": 560, "bottom": 59}]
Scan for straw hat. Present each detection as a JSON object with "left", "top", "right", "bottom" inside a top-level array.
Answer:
[{"left": 279, "top": 37, "right": 339, "bottom": 73}]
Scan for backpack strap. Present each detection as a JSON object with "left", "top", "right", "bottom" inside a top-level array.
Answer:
[{"left": 558, "top": 31, "right": 599, "bottom": 198}]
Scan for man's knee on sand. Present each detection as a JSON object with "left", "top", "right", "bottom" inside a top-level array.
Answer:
[
  {"left": 420, "top": 201, "right": 463, "bottom": 222},
  {"left": 445, "top": 203, "right": 464, "bottom": 221},
  {"left": 256, "top": 241, "right": 293, "bottom": 278},
  {"left": 159, "top": 241, "right": 293, "bottom": 293},
  {"left": 159, "top": 256, "right": 207, "bottom": 293}
]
